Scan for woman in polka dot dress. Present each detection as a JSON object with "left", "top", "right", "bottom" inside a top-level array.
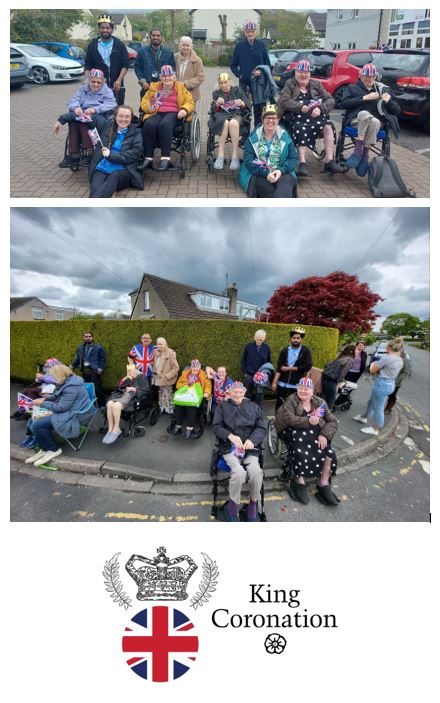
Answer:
[
  {"left": 277, "top": 60, "right": 344, "bottom": 177},
  {"left": 274, "top": 377, "right": 340, "bottom": 506}
]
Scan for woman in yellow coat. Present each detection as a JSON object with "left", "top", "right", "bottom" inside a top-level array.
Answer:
[
  {"left": 139, "top": 64, "right": 195, "bottom": 171},
  {"left": 171, "top": 359, "right": 212, "bottom": 439}
]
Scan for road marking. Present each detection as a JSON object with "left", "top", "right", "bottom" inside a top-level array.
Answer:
[
  {"left": 103, "top": 511, "right": 199, "bottom": 522},
  {"left": 340, "top": 435, "right": 355, "bottom": 446},
  {"left": 415, "top": 148, "right": 430, "bottom": 154},
  {"left": 73, "top": 510, "right": 95, "bottom": 518},
  {"left": 419, "top": 460, "right": 430, "bottom": 475},
  {"left": 175, "top": 495, "right": 285, "bottom": 508}
]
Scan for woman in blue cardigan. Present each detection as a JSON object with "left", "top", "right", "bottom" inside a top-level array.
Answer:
[{"left": 239, "top": 104, "right": 298, "bottom": 198}]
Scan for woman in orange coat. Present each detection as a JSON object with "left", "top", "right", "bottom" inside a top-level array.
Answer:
[
  {"left": 139, "top": 64, "right": 194, "bottom": 171},
  {"left": 171, "top": 359, "right": 211, "bottom": 439}
]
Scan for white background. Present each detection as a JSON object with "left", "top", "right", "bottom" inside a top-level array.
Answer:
[{"left": 4, "top": 1, "right": 436, "bottom": 701}]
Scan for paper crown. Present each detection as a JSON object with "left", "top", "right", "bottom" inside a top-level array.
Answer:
[
  {"left": 296, "top": 60, "right": 311, "bottom": 72},
  {"left": 262, "top": 103, "right": 277, "bottom": 118},
  {"left": 298, "top": 377, "right": 314, "bottom": 388},
  {"left": 97, "top": 13, "right": 113, "bottom": 25},
  {"left": 244, "top": 19, "right": 257, "bottom": 30},
  {"left": 360, "top": 63, "right": 379, "bottom": 76},
  {"left": 230, "top": 381, "right": 245, "bottom": 389},
  {"left": 291, "top": 326, "right": 306, "bottom": 336},
  {"left": 190, "top": 359, "right": 201, "bottom": 369},
  {"left": 160, "top": 64, "right": 176, "bottom": 76},
  {"left": 89, "top": 68, "right": 104, "bottom": 80},
  {"left": 43, "top": 357, "right": 62, "bottom": 368},
  {"left": 218, "top": 72, "right": 230, "bottom": 82}
]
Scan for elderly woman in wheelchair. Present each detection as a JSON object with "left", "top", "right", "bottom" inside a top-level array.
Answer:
[
  {"left": 103, "top": 364, "right": 150, "bottom": 444},
  {"left": 277, "top": 60, "right": 343, "bottom": 177},
  {"left": 138, "top": 64, "right": 195, "bottom": 172},
  {"left": 53, "top": 68, "right": 117, "bottom": 169},
  {"left": 212, "top": 380, "right": 267, "bottom": 522},
  {"left": 208, "top": 72, "right": 249, "bottom": 171},
  {"left": 168, "top": 359, "right": 212, "bottom": 439},
  {"left": 339, "top": 63, "right": 401, "bottom": 177}
]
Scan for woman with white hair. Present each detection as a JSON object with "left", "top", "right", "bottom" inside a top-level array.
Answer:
[
  {"left": 174, "top": 36, "right": 205, "bottom": 103},
  {"left": 152, "top": 337, "right": 179, "bottom": 415}
]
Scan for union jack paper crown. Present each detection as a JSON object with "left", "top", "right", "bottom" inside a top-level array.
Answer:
[
  {"left": 360, "top": 63, "right": 379, "bottom": 76},
  {"left": 89, "top": 68, "right": 105, "bottom": 80},
  {"left": 297, "top": 377, "right": 314, "bottom": 389},
  {"left": 160, "top": 65, "right": 175, "bottom": 77},
  {"left": 243, "top": 19, "right": 257, "bottom": 30},
  {"left": 296, "top": 60, "right": 311, "bottom": 72},
  {"left": 43, "top": 357, "right": 62, "bottom": 368},
  {"left": 230, "top": 381, "right": 245, "bottom": 389}
]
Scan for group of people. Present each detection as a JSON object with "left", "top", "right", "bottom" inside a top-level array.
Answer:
[
  {"left": 52, "top": 15, "right": 401, "bottom": 199},
  {"left": 17, "top": 328, "right": 409, "bottom": 519}
]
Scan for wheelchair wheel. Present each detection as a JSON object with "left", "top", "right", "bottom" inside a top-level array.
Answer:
[
  {"left": 149, "top": 407, "right": 160, "bottom": 426},
  {"left": 339, "top": 400, "right": 351, "bottom": 412},
  {"left": 134, "top": 426, "right": 146, "bottom": 437},
  {"left": 190, "top": 115, "right": 201, "bottom": 163},
  {"left": 267, "top": 418, "right": 282, "bottom": 459}
]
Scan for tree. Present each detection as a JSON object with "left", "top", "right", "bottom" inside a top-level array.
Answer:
[
  {"left": 128, "top": 10, "right": 191, "bottom": 42},
  {"left": 260, "top": 10, "right": 320, "bottom": 49},
  {"left": 381, "top": 313, "right": 421, "bottom": 338},
  {"left": 10, "top": 9, "right": 84, "bottom": 43},
  {"left": 265, "top": 271, "right": 382, "bottom": 333}
]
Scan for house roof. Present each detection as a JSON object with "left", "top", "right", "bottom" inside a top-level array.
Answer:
[
  {"left": 10, "top": 296, "right": 39, "bottom": 311},
  {"left": 130, "top": 273, "right": 239, "bottom": 320},
  {"left": 307, "top": 12, "right": 327, "bottom": 32}
]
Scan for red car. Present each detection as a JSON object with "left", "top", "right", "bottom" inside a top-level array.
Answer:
[{"left": 127, "top": 47, "right": 137, "bottom": 68}]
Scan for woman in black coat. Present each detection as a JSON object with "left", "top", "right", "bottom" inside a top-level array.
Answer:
[{"left": 89, "top": 105, "right": 144, "bottom": 198}]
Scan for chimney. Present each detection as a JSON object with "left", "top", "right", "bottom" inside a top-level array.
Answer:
[{"left": 227, "top": 282, "right": 238, "bottom": 316}]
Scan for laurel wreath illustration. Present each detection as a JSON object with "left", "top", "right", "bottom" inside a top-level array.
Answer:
[
  {"left": 103, "top": 552, "right": 133, "bottom": 610},
  {"left": 190, "top": 552, "right": 219, "bottom": 610}
]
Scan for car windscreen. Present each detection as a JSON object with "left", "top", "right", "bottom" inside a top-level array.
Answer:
[
  {"left": 70, "top": 46, "right": 84, "bottom": 58},
  {"left": 278, "top": 51, "right": 299, "bottom": 62},
  {"left": 374, "top": 53, "right": 428, "bottom": 73},
  {"left": 308, "top": 53, "right": 336, "bottom": 77},
  {"left": 16, "top": 45, "right": 58, "bottom": 57}
]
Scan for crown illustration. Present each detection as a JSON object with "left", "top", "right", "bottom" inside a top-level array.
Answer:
[
  {"left": 97, "top": 13, "right": 113, "bottom": 25},
  {"left": 125, "top": 547, "right": 198, "bottom": 601}
]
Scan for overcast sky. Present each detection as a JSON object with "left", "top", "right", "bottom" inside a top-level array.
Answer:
[{"left": 10, "top": 207, "right": 429, "bottom": 324}]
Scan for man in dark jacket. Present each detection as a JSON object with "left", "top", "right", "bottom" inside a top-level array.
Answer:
[
  {"left": 213, "top": 381, "right": 267, "bottom": 522},
  {"left": 241, "top": 329, "right": 271, "bottom": 404},
  {"left": 84, "top": 13, "right": 129, "bottom": 106},
  {"left": 134, "top": 28, "right": 176, "bottom": 97},
  {"left": 70, "top": 332, "right": 107, "bottom": 406},
  {"left": 230, "top": 19, "right": 271, "bottom": 126},
  {"left": 271, "top": 327, "right": 313, "bottom": 410},
  {"left": 340, "top": 63, "right": 401, "bottom": 176}
]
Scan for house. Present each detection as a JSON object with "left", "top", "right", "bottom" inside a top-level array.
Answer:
[
  {"left": 325, "top": 9, "right": 392, "bottom": 50},
  {"left": 10, "top": 297, "right": 75, "bottom": 321},
  {"left": 306, "top": 12, "right": 327, "bottom": 49},
  {"left": 129, "top": 273, "right": 260, "bottom": 321},
  {"left": 69, "top": 10, "right": 133, "bottom": 42},
  {"left": 189, "top": 9, "right": 262, "bottom": 42}
]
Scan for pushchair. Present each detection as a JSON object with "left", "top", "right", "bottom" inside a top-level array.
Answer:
[{"left": 333, "top": 380, "right": 358, "bottom": 411}]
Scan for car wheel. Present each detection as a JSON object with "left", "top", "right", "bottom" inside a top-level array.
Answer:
[
  {"left": 32, "top": 66, "right": 50, "bottom": 84},
  {"left": 333, "top": 86, "right": 346, "bottom": 108}
]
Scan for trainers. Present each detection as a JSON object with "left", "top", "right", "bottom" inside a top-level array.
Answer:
[
  {"left": 296, "top": 162, "right": 309, "bottom": 178},
  {"left": 106, "top": 429, "right": 122, "bottom": 445},
  {"left": 352, "top": 414, "right": 368, "bottom": 424},
  {"left": 25, "top": 449, "right": 46, "bottom": 464},
  {"left": 360, "top": 426, "right": 379, "bottom": 436},
  {"left": 214, "top": 156, "right": 224, "bottom": 170},
  {"left": 34, "top": 448, "right": 63, "bottom": 467},
  {"left": 102, "top": 431, "right": 113, "bottom": 444},
  {"left": 229, "top": 157, "right": 240, "bottom": 170}
]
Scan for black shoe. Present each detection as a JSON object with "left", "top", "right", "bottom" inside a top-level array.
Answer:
[
  {"left": 59, "top": 155, "right": 79, "bottom": 169},
  {"left": 277, "top": 469, "right": 289, "bottom": 482},
  {"left": 323, "top": 159, "right": 344, "bottom": 174},
  {"left": 288, "top": 481, "right": 309, "bottom": 504},
  {"left": 80, "top": 154, "right": 92, "bottom": 167},
  {"left": 171, "top": 425, "right": 181, "bottom": 436},
  {"left": 183, "top": 428, "right": 196, "bottom": 439},
  {"left": 158, "top": 159, "right": 171, "bottom": 171},
  {"left": 316, "top": 483, "right": 340, "bottom": 506},
  {"left": 138, "top": 158, "right": 153, "bottom": 172},
  {"left": 297, "top": 162, "right": 310, "bottom": 178}
]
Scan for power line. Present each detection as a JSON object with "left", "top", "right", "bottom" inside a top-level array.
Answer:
[{"left": 353, "top": 211, "right": 400, "bottom": 272}]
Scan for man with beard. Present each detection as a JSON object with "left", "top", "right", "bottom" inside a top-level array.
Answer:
[
  {"left": 134, "top": 28, "right": 176, "bottom": 98},
  {"left": 271, "top": 327, "right": 313, "bottom": 410},
  {"left": 70, "top": 332, "right": 107, "bottom": 407},
  {"left": 84, "top": 13, "right": 129, "bottom": 106}
]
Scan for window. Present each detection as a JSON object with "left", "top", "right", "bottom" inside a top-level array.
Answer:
[
  {"left": 348, "top": 42, "right": 357, "bottom": 49},
  {"left": 416, "top": 37, "right": 423, "bottom": 48},
  {"left": 55, "top": 311, "right": 64, "bottom": 321},
  {"left": 401, "top": 22, "right": 415, "bottom": 35},
  {"left": 417, "top": 20, "right": 430, "bottom": 34},
  {"left": 425, "top": 9, "right": 430, "bottom": 18},
  {"left": 32, "top": 307, "right": 43, "bottom": 319},
  {"left": 389, "top": 24, "right": 400, "bottom": 36},
  {"left": 333, "top": 43, "right": 341, "bottom": 50},
  {"left": 337, "top": 10, "right": 343, "bottom": 20},
  {"left": 400, "top": 38, "right": 412, "bottom": 48},
  {"left": 425, "top": 37, "right": 430, "bottom": 48},
  {"left": 392, "top": 39, "right": 397, "bottom": 48},
  {"left": 351, "top": 10, "right": 359, "bottom": 19},
  {"left": 348, "top": 52, "right": 373, "bottom": 67},
  {"left": 144, "top": 291, "right": 150, "bottom": 311}
]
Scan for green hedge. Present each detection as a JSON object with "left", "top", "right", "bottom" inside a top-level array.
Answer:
[{"left": 10, "top": 320, "right": 339, "bottom": 389}]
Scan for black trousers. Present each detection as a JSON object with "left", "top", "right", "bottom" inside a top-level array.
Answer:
[
  {"left": 275, "top": 385, "right": 296, "bottom": 411},
  {"left": 174, "top": 405, "right": 197, "bottom": 427},
  {"left": 142, "top": 112, "right": 178, "bottom": 157},
  {"left": 111, "top": 86, "right": 125, "bottom": 106},
  {"left": 321, "top": 375, "right": 338, "bottom": 411},
  {"left": 239, "top": 80, "right": 263, "bottom": 127},
  {"left": 255, "top": 173, "right": 295, "bottom": 198},
  {"left": 89, "top": 169, "right": 132, "bottom": 198},
  {"left": 82, "top": 369, "right": 105, "bottom": 407}
]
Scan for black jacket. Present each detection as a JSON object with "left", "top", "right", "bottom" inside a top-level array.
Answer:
[
  {"left": 340, "top": 80, "right": 401, "bottom": 137},
  {"left": 89, "top": 119, "right": 144, "bottom": 190},
  {"left": 84, "top": 37, "right": 129, "bottom": 87},
  {"left": 212, "top": 398, "right": 267, "bottom": 455},
  {"left": 276, "top": 345, "right": 313, "bottom": 386}
]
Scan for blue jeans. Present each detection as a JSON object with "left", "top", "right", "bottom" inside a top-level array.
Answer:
[
  {"left": 28, "top": 416, "right": 59, "bottom": 451},
  {"left": 365, "top": 377, "right": 395, "bottom": 428}
]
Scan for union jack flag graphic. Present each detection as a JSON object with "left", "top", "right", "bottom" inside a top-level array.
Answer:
[
  {"left": 122, "top": 606, "right": 199, "bottom": 682},
  {"left": 17, "top": 393, "right": 34, "bottom": 412},
  {"left": 130, "top": 343, "right": 156, "bottom": 377}
]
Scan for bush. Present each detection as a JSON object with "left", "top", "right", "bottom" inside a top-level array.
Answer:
[
  {"left": 10, "top": 319, "right": 339, "bottom": 390},
  {"left": 195, "top": 53, "right": 218, "bottom": 68},
  {"left": 217, "top": 47, "right": 234, "bottom": 66}
]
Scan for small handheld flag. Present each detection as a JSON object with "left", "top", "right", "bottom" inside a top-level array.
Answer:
[
  {"left": 87, "top": 126, "right": 103, "bottom": 147},
  {"left": 17, "top": 393, "right": 34, "bottom": 413},
  {"left": 309, "top": 403, "right": 326, "bottom": 418}
]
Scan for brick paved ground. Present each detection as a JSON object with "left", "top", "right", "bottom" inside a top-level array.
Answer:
[{"left": 10, "top": 66, "right": 429, "bottom": 199}]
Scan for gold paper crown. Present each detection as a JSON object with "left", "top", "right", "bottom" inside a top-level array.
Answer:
[
  {"left": 291, "top": 326, "right": 305, "bottom": 335},
  {"left": 262, "top": 103, "right": 277, "bottom": 118},
  {"left": 218, "top": 72, "right": 230, "bottom": 82},
  {"left": 97, "top": 13, "right": 113, "bottom": 25}
]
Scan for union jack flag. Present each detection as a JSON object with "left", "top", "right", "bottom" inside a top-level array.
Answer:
[
  {"left": 130, "top": 344, "right": 156, "bottom": 377},
  {"left": 87, "top": 127, "right": 102, "bottom": 146},
  {"left": 75, "top": 112, "right": 93, "bottom": 123},
  {"left": 309, "top": 403, "right": 326, "bottom": 418},
  {"left": 122, "top": 606, "right": 198, "bottom": 682},
  {"left": 17, "top": 393, "right": 34, "bottom": 413}
]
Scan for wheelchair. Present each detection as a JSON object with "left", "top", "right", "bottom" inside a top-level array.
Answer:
[
  {"left": 210, "top": 443, "right": 267, "bottom": 522},
  {"left": 335, "top": 114, "right": 391, "bottom": 168},
  {"left": 139, "top": 110, "right": 201, "bottom": 179},
  {"left": 166, "top": 397, "right": 211, "bottom": 440},
  {"left": 206, "top": 107, "right": 252, "bottom": 173},
  {"left": 100, "top": 388, "right": 160, "bottom": 439},
  {"left": 280, "top": 113, "right": 338, "bottom": 169}
]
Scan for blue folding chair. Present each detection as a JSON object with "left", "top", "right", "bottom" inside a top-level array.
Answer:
[{"left": 64, "top": 382, "right": 98, "bottom": 451}]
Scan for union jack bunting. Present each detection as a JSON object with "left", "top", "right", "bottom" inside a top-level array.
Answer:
[{"left": 122, "top": 606, "right": 198, "bottom": 682}]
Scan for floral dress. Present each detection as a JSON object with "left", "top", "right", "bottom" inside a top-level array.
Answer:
[
  {"left": 289, "top": 87, "right": 331, "bottom": 149},
  {"left": 281, "top": 409, "right": 337, "bottom": 479}
]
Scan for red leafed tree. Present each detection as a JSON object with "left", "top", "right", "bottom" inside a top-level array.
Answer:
[{"left": 263, "top": 271, "right": 383, "bottom": 333}]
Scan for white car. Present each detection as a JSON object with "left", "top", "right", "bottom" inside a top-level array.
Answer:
[{"left": 10, "top": 43, "right": 84, "bottom": 84}]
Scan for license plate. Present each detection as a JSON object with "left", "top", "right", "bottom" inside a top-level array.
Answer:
[
  {"left": 274, "top": 75, "right": 281, "bottom": 82},
  {"left": 10, "top": 63, "right": 20, "bottom": 70}
]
